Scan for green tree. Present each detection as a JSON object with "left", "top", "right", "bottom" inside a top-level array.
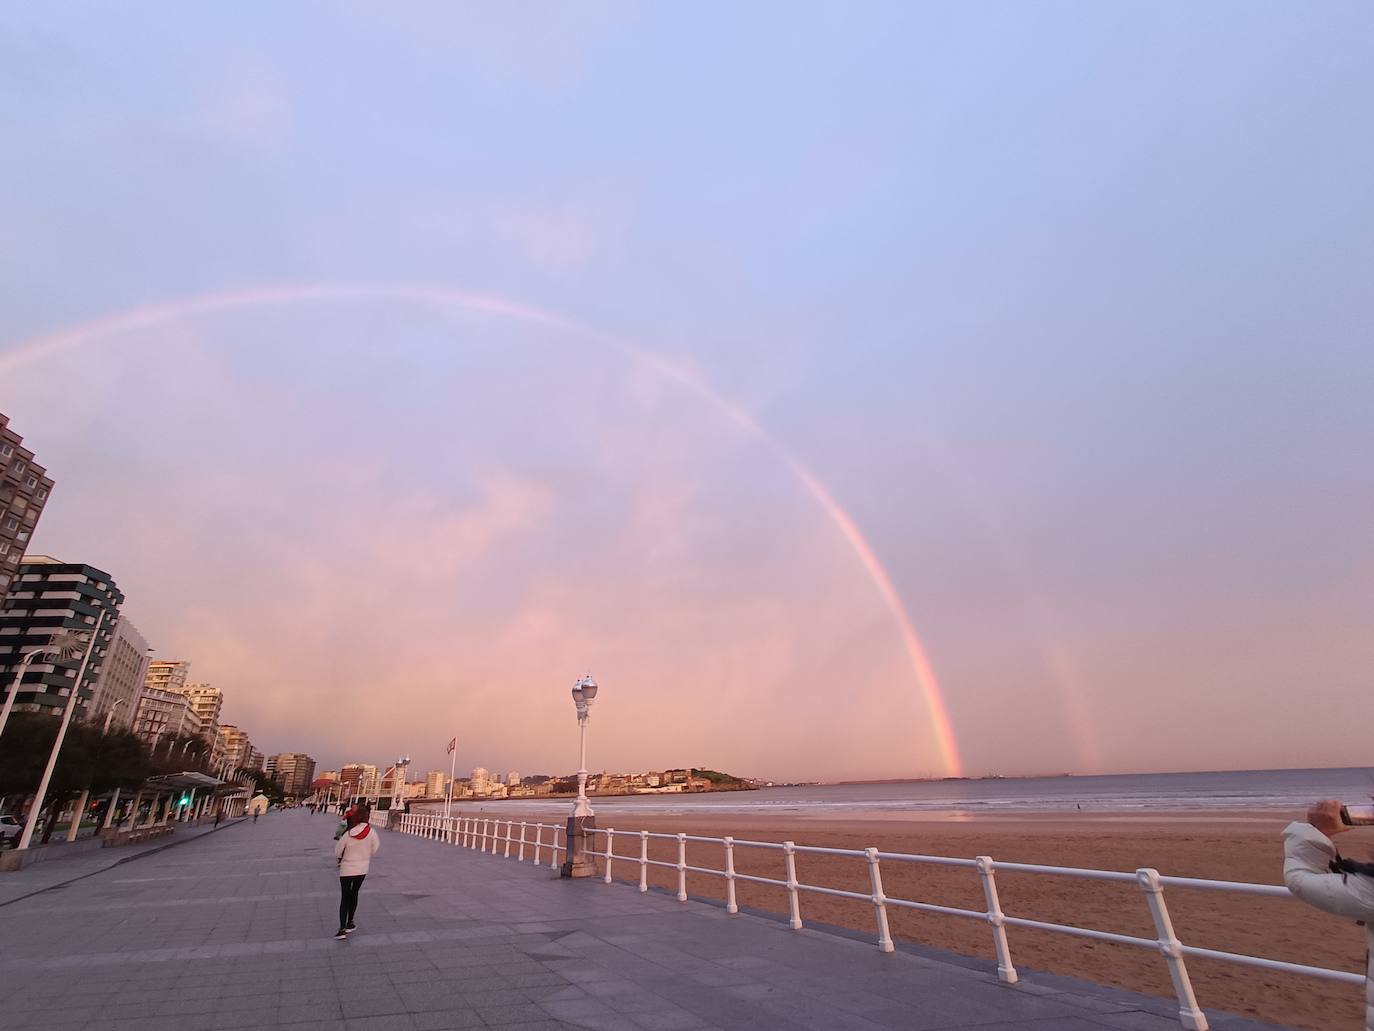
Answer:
[{"left": 0, "top": 712, "right": 153, "bottom": 843}]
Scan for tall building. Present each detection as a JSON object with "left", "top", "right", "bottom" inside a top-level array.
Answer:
[
  {"left": 219, "top": 724, "right": 253, "bottom": 769},
  {"left": 244, "top": 745, "right": 264, "bottom": 771},
  {"left": 267, "top": 753, "right": 317, "bottom": 797},
  {"left": 134, "top": 686, "right": 203, "bottom": 746},
  {"left": 88, "top": 616, "right": 151, "bottom": 732},
  {"left": 0, "top": 412, "right": 55, "bottom": 605},
  {"left": 0, "top": 556, "right": 122, "bottom": 719},
  {"left": 339, "top": 763, "right": 377, "bottom": 797},
  {"left": 425, "top": 771, "right": 448, "bottom": 798},
  {"left": 506, "top": 771, "right": 521, "bottom": 787},
  {"left": 470, "top": 767, "right": 490, "bottom": 796},
  {"left": 144, "top": 659, "right": 190, "bottom": 695}
]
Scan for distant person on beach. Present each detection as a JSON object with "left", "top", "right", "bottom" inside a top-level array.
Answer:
[
  {"left": 1283, "top": 800, "right": 1374, "bottom": 1030},
  {"left": 334, "top": 808, "right": 380, "bottom": 940}
]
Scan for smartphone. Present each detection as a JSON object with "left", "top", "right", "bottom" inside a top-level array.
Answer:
[{"left": 1340, "top": 805, "right": 1374, "bottom": 826}]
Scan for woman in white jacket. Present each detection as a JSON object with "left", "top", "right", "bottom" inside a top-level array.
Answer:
[
  {"left": 334, "top": 809, "right": 381, "bottom": 940},
  {"left": 1283, "top": 799, "right": 1374, "bottom": 1030}
]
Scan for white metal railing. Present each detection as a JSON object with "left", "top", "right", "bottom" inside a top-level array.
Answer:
[
  {"left": 391, "top": 814, "right": 1360, "bottom": 1031},
  {"left": 398, "top": 812, "right": 565, "bottom": 871}
]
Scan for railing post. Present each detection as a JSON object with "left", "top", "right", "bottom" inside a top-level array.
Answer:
[
  {"left": 724, "top": 837, "right": 739, "bottom": 914},
  {"left": 783, "top": 841, "right": 803, "bottom": 929},
  {"left": 604, "top": 829, "right": 615, "bottom": 884},
  {"left": 518, "top": 822, "right": 527, "bottom": 861},
  {"left": 975, "top": 856, "right": 1017, "bottom": 982},
  {"left": 550, "top": 826, "right": 561, "bottom": 870},
  {"left": 676, "top": 833, "right": 689, "bottom": 902},
  {"left": 639, "top": 831, "right": 649, "bottom": 893},
  {"left": 533, "top": 823, "right": 543, "bottom": 865},
  {"left": 1137, "top": 868, "right": 1208, "bottom": 1031},
  {"left": 865, "top": 848, "right": 895, "bottom": 953},
  {"left": 449, "top": 816, "right": 457, "bottom": 846},
  {"left": 504, "top": 821, "right": 513, "bottom": 858},
  {"left": 483, "top": 818, "right": 491, "bottom": 852}
]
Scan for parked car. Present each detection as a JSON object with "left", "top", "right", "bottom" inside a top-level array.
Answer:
[{"left": 0, "top": 815, "right": 23, "bottom": 846}]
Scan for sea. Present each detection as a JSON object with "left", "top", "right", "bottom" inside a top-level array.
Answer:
[{"left": 414, "top": 767, "right": 1374, "bottom": 819}]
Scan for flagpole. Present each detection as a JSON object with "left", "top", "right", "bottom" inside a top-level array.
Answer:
[{"left": 445, "top": 735, "right": 457, "bottom": 820}]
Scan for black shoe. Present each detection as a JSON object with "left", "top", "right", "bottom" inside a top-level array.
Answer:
[
  {"left": 334, "top": 928, "right": 348, "bottom": 940},
  {"left": 344, "top": 922, "right": 356, "bottom": 932}
]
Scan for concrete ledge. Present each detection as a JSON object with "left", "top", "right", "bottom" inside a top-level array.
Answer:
[
  {"left": 0, "top": 835, "right": 106, "bottom": 871},
  {"left": 99, "top": 825, "right": 176, "bottom": 848}
]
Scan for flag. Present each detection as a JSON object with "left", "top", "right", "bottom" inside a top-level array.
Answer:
[{"left": 447, "top": 737, "right": 456, "bottom": 755}]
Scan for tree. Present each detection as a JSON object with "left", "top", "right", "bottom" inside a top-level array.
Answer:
[{"left": 0, "top": 712, "right": 153, "bottom": 842}]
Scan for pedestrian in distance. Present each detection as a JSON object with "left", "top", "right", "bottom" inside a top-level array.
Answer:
[
  {"left": 334, "top": 807, "right": 380, "bottom": 939},
  {"left": 214, "top": 810, "right": 221, "bottom": 828}
]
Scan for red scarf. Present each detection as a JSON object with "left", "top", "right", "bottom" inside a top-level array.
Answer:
[{"left": 352, "top": 823, "right": 371, "bottom": 839}]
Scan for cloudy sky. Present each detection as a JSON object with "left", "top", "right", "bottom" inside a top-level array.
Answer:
[{"left": 2, "top": 3, "right": 1371, "bottom": 782}]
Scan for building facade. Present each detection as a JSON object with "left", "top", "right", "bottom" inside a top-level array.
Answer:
[
  {"left": 470, "top": 767, "right": 490, "bottom": 796},
  {"left": 0, "top": 556, "right": 122, "bottom": 718},
  {"left": 219, "top": 724, "right": 253, "bottom": 769},
  {"left": 339, "top": 763, "right": 377, "bottom": 798},
  {"left": 267, "top": 753, "right": 317, "bottom": 797},
  {"left": 133, "top": 686, "right": 203, "bottom": 747},
  {"left": 88, "top": 616, "right": 151, "bottom": 731},
  {"left": 0, "top": 412, "right": 55, "bottom": 605},
  {"left": 425, "top": 771, "right": 448, "bottom": 798},
  {"left": 144, "top": 659, "right": 190, "bottom": 696}
]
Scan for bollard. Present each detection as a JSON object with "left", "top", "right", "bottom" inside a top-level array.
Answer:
[
  {"left": 605, "top": 829, "right": 615, "bottom": 884},
  {"left": 677, "top": 833, "right": 689, "bottom": 902},
  {"left": 639, "top": 831, "right": 649, "bottom": 893},
  {"left": 1138, "top": 868, "right": 1208, "bottom": 1031},
  {"left": 783, "top": 841, "right": 803, "bottom": 929},
  {"left": 866, "top": 848, "right": 895, "bottom": 954},
  {"left": 724, "top": 837, "right": 739, "bottom": 914}
]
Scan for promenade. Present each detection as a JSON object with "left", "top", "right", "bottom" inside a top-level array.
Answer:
[{"left": 0, "top": 811, "right": 1289, "bottom": 1031}]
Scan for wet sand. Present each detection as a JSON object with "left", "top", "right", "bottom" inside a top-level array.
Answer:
[{"left": 462, "top": 806, "right": 1368, "bottom": 1030}]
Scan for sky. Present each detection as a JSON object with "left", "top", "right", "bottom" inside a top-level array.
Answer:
[{"left": 2, "top": 3, "right": 1372, "bottom": 783}]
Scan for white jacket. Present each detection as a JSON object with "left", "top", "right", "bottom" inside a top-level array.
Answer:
[
  {"left": 1282, "top": 821, "right": 1374, "bottom": 1030},
  {"left": 335, "top": 822, "right": 380, "bottom": 877}
]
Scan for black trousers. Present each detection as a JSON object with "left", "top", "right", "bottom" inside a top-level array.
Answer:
[{"left": 339, "top": 875, "right": 365, "bottom": 927}]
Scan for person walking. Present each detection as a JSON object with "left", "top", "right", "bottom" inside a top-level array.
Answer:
[{"left": 334, "top": 808, "right": 380, "bottom": 939}]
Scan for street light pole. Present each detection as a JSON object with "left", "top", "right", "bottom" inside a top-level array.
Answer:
[
  {"left": 562, "top": 674, "right": 599, "bottom": 878},
  {"left": 101, "top": 698, "right": 126, "bottom": 735},
  {"left": 0, "top": 631, "right": 86, "bottom": 740},
  {"left": 17, "top": 611, "right": 108, "bottom": 851}
]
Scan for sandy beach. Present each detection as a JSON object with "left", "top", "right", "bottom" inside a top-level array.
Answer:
[{"left": 455, "top": 805, "right": 1367, "bottom": 1030}]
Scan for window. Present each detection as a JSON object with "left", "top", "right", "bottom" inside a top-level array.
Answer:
[
  {"left": 0, "top": 541, "right": 8, "bottom": 555},
  {"left": 25, "top": 477, "right": 36, "bottom": 489},
  {"left": 36, "top": 488, "right": 47, "bottom": 501},
  {"left": 11, "top": 460, "right": 24, "bottom": 474},
  {"left": 0, "top": 444, "right": 10, "bottom": 457},
  {"left": 3, "top": 516, "right": 16, "bottom": 530}
]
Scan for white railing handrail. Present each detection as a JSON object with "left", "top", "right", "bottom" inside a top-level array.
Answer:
[{"left": 390, "top": 812, "right": 1363, "bottom": 1030}]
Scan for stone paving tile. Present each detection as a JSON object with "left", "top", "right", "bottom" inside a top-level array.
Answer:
[{"left": 0, "top": 810, "right": 1297, "bottom": 1031}]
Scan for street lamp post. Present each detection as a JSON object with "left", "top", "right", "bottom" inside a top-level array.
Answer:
[
  {"left": 16, "top": 612, "right": 108, "bottom": 851},
  {"left": 0, "top": 631, "right": 87, "bottom": 741},
  {"left": 561, "top": 674, "right": 599, "bottom": 878}
]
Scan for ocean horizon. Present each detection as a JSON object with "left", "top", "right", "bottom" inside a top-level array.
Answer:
[{"left": 414, "top": 766, "right": 1374, "bottom": 818}]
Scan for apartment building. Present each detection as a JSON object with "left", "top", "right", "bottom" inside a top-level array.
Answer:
[
  {"left": 267, "top": 753, "right": 317, "bottom": 797},
  {"left": 88, "top": 616, "right": 151, "bottom": 731},
  {"left": 0, "top": 556, "right": 122, "bottom": 718},
  {"left": 0, "top": 412, "right": 55, "bottom": 605}
]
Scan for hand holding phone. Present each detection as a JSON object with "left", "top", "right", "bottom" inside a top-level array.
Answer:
[{"left": 1340, "top": 804, "right": 1374, "bottom": 826}]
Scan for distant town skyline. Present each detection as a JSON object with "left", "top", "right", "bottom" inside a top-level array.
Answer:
[{"left": 3, "top": 4, "right": 1372, "bottom": 780}]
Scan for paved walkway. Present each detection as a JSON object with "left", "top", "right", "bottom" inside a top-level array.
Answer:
[
  {"left": 0, "top": 811, "right": 1288, "bottom": 1031},
  {"left": 0, "top": 818, "right": 244, "bottom": 907}
]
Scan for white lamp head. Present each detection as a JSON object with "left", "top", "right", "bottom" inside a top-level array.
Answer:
[{"left": 579, "top": 674, "right": 598, "bottom": 703}]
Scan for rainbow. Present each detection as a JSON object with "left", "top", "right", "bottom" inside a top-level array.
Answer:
[{"left": 0, "top": 283, "right": 964, "bottom": 776}]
